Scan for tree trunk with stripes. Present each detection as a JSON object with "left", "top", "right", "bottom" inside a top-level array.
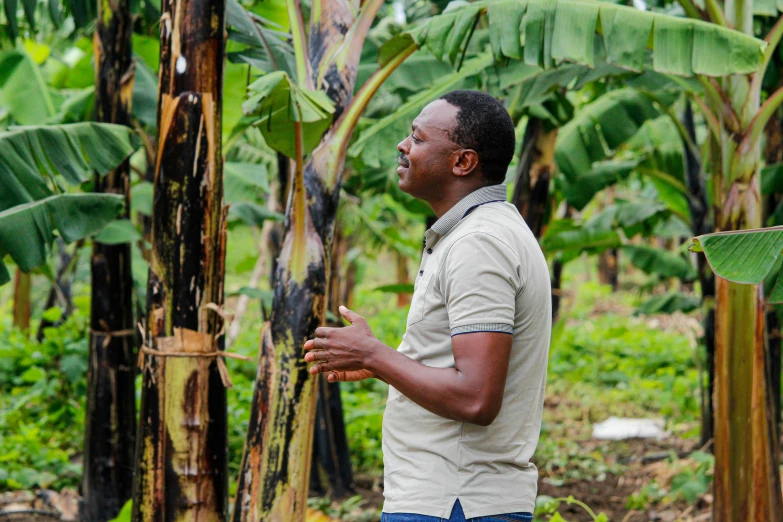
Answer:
[
  {"left": 82, "top": 0, "right": 136, "bottom": 518},
  {"left": 131, "top": 0, "right": 228, "bottom": 517},
  {"left": 232, "top": 1, "right": 385, "bottom": 520}
]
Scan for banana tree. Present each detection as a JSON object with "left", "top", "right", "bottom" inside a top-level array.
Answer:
[
  {"left": 229, "top": 0, "right": 767, "bottom": 520},
  {"left": 82, "top": 0, "right": 136, "bottom": 517},
  {"left": 131, "top": 0, "right": 229, "bottom": 516}
]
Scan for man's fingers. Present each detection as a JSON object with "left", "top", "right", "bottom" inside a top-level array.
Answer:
[
  {"left": 327, "top": 371, "right": 343, "bottom": 382},
  {"left": 309, "top": 362, "right": 330, "bottom": 375},
  {"left": 305, "top": 350, "right": 328, "bottom": 363},
  {"left": 303, "top": 339, "right": 316, "bottom": 351},
  {"left": 314, "top": 327, "right": 332, "bottom": 338},
  {"left": 339, "top": 305, "right": 362, "bottom": 325}
]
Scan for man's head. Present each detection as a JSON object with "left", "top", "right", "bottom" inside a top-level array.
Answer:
[{"left": 396, "top": 90, "right": 515, "bottom": 201}]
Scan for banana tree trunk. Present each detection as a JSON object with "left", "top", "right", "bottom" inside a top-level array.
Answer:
[
  {"left": 712, "top": 5, "right": 783, "bottom": 518},
  {"left": 131, "top": 0, "right": 228, "bottom": 517},
  {"left": 682, "top": 101, "right": 716, "bottom": 449},
  {"left": 12, "top": 270, "right": 30, "bottom": 333},
  {"left": 511, "top": 117, "right": 556, "bottom": 239},
  {"left": 83, "top": 0, "right": 136, "bottom": 519},
  {"left": 233, "top": 2, "right": 385, "bottom": 519}
]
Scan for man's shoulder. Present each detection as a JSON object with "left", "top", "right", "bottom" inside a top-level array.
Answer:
[{"left": 449, "top": 202, "right": 537, "bottom": 251}]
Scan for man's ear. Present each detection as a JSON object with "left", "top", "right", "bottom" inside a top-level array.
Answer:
[{"left": 452, "top": 149, "right": 480, "bottom": 178}]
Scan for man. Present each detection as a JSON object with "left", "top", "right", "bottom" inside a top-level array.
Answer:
[{"left": 304, "top": 90, "right": 551, "bottom": 521}]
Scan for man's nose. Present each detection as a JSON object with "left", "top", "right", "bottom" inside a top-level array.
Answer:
[{"left": 397, "top": 136, "right": 409, "bottom": 154}]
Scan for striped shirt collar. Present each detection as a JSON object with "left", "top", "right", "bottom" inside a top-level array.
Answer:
[{"left": 425, "top": 184, "right": 507, "bottom": 248}]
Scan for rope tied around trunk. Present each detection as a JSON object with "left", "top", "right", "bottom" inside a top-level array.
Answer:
[
  {"left": 89, "top": 320, "right": 136, "bottom": 349},
  {"left": 136, "top": 303, "right": 251, "bottom": 388}
]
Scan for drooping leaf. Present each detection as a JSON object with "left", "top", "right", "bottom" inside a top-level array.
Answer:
[
  {"left": 562, "top": 160, "right": 639, "bottom": 211},
  {"left": 226, "top": 0, "right": 296, "bottom": 77},
  {"left": 623, "top": 244, "right": 696, "bottom": 281},
  {"left": 224, "top": 162, "right": 270, "bottom": 203},
  {"left": 132, "top": 56, "right": 158, "bottom": 129},
  {"left": 399, "top": 0, "right": 765, "bottom": 76},
  {"left": 555, "top": 89, "right": 664, "bottom": 183},
  {"left": 243, "top": 71, "right": 335, "bottom": 158},
  {"left": 228, "top": 202, "right": 284, "bottom": 227},
  {"left": 93, "top": 219, "right": 142, "bottom": 244},
  {"left": 541, "top": 219, "right": 622, "bottom": 254},
  {"left": 131, "top": 181, "right": 153, "bottom": 216},
  {"left": 0, "top": 194, "right": 124, "bottom": 284},
  {"left": 0, "top": 50, "right": 56, "bottom": 124},
  {"left": 692, "top": 227, "right": 783, "bottom": 287},
  {"left": 0, "top": 123, "right": 139, "bottom": 212},
  {"left": 635, "top": 293, "right": 701, "bottom": 315}
]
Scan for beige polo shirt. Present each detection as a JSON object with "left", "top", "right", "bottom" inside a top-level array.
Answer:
[{"left": 381, "top": 184, "right": 551, "bottom": 518}]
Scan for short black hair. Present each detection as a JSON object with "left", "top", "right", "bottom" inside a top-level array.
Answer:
[{"left": 439, "top": 90, "right": 515, "bottom": 185}]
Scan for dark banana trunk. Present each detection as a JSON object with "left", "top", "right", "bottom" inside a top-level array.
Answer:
[
  {"left": 131, "top": 0, "right": 228, "bottom": 517},
  {"left": 82, "top": 0, "right": 136, "bottom": 519}
]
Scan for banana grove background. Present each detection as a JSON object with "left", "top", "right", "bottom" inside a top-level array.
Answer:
[{"left": 1, "top": 0, "right": 783, "bottom": 521}]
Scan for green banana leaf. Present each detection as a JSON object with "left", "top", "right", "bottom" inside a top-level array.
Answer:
[
  {"left": 389, "top": 0, "right": 765, "bottom": 76},
  {"left": 555, "top": 88, "right": 667, "bottom": 183},
  {"left": 635, "top": 292, "right": 701, "bottom": 315},
  {"left": 243, "top": 71, "right": 335, "bottom": 158},
  {"left": 623, "top": 244, "right": 697, "bottom": 282},
  {"left": 541, "top": 219, "right": 622, "bottom": 254},
  {"left": 0, "top": 194, "right": 124, "bottom": 284},
  {"left": 692, "top": 228, "right": 783, "bottom": 304},
  {"left": 93, "top": 219, "right": 142, "bottom": 245},
  {"left": 562, "top": 160, "right": 640, "bottom": 211},
  {"left": 0, "top": 49, "right": 56, "bottom": 124},
  {"left": 226, "top": 0, "right": 296, "bottom": 77},
  {"left": 0, "top": 123, "right": 140, "bottom": 212}
]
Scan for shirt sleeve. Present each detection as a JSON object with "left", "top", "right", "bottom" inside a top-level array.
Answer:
[{"left": 441, "top": 231, "right": 522, "bottom": 336}]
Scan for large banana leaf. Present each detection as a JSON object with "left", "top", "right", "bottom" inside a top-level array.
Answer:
[
  {"left": 541, "top": 218, "right": 622, "bottom": 254},
  {"left": 0, "top": 50, "right": 56, "bottom": 124},
  {"left": 349, "top": 53, "right": 494, "bottom": 169},
  {"left": 562, "top": 160, "right": 640, "bottom": 211},
  {"left": 243, "top": 71, "right": 335, "bottom": 158},
  {"left": 390, "top": 0, "right": 765, "bottom": 76},
  {"left": 692, "top": 227, "right": 783, "bottom": 284},
  {"left": 0, "top": 123, "right": 140, "bottom": 212},
  {"left": 226, "top": 0, "right": 296, "bottom": 77},
  {"left": 0, "top": 193, "right": 124, "bottom": 284},
  {"left": 635, "top": 292, "right": 701, "bottom": 315},
  {"left": 555, "top": 88, "right": 670, "bottom": 183},
  {"left": 623, "top": 244, "right": 696, "bottom": 281}
]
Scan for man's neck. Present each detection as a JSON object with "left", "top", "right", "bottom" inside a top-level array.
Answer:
[{"left": 429, "top": 183, "right": 487, "bottom": 218}]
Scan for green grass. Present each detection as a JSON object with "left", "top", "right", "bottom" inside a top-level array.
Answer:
[{"left": 0, "top": 256, "right": 704, "bottom": 499}]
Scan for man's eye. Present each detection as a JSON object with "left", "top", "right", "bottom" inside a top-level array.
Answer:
[{"left": 411, "top": 134, "right": 421, "bottom": 143}]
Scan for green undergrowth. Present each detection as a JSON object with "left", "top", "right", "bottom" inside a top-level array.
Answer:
[{"left": 0, "top": 262, "right": 705, "bottom": 515}]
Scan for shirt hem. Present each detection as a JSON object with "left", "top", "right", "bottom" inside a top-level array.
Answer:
[{"left": 381, "top": 499, "right": 535, "bottom": 519}]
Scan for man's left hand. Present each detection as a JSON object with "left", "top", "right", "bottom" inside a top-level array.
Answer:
[{"left": 304, "top": 306, "right": 380, "bottom": 382}]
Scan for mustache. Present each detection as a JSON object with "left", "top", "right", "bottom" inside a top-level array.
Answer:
[{"left": 398, "top": 152, "right": 410, "bottom": 167}]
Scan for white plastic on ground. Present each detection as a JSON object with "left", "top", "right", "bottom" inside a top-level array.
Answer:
[{"left": 591, "top": 416, "right": 667, "bottom": 440}]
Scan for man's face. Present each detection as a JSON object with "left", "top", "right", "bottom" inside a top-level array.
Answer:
[{"left": 396, "top": 100, "right": 460, "bottom": 199}]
